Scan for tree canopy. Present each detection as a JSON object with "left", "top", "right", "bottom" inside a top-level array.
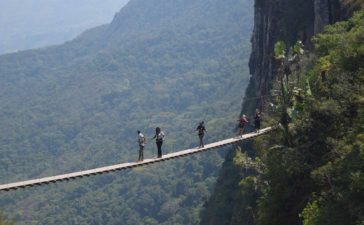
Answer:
[{"left": 0, "top": 0, "right": 254, "bottom": 224}]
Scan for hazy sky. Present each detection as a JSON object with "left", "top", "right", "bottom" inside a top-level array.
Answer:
[{"left": 0, "top": 0, "right": 129, "bottom": 54}]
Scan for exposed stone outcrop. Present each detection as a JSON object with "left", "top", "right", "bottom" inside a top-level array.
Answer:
[
  {"left": 314, "top": 0, "right": 343, "bottom": 34},
  {"left": 249, "top": 0, "right": 342, "bottom": 100}
]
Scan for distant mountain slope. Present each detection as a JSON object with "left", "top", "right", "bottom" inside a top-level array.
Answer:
[
  {"left": 0, "top": 0, "right": 129, "bottom": 54},
  {"left": 0, "top": 0, "right": 253, "bottom": 224}
]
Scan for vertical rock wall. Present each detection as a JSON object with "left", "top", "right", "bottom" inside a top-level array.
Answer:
[
  {"left": 249, "top": 0, "right": 342, "bottom": 100},
  {"left": 314, "top": 0, "right": 342, "bottom": 33}
]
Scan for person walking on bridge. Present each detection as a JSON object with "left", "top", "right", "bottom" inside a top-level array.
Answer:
[
  {"left": 254, "top": 108, "right": 261, "bottom": 132},
  {"left": 196, "top": 121, "right": 206, "bottom": 148},
  {"left": 137, "top": 130, "right": 146, "bottom": 161},
  {"left": 237, "top": 114, "right": 249, "bottom": 136},
  {"left": 152, "top": 127, "right": 165, "bottom": 158}
]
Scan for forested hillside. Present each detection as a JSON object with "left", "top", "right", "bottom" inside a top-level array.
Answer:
[
  {"left": 0, "top": 0, "right": 129, "bottom": 54},
  {"left": 0, "top": 0, "right": 253, "bottom": 224}
]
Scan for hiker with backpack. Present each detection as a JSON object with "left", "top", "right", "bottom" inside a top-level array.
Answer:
[
  {"left": 152, "top": 127, "right": 165, "bottom": 158},
  {"left": 196, "top": 121, "right": 206, "bottom": 148},
  {"left": 254, "top": 108, "right": 261, "bottom": 132},
  {"left": 237, "top": 114, "right": 249, "bottom": 136},
  {"left": 137, "top": 130, "right": 146, "bottom": 161}
]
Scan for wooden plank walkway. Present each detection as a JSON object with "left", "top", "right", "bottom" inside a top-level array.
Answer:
[{"left": 0, "top": 126, "right": 274, "bottom": 192}]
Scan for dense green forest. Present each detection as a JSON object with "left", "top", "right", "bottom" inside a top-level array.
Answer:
[
  {"left": 0, "top": 0, "right": 128, "bottom": 54},
  {"left": 202, "top": 8, "right": 364, "bottom": 225},
  {"left": 260, "top": 11, "right": 364, "bottom": 225},
  {"left": 0, "top": 0, "right": 253, "bottom": 224}
]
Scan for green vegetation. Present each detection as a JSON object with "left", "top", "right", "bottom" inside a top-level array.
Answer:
[
  {"left": 296, "top": 11, "right": 364, "bottom": 225},
  {"left": 259, "top": 10, "right": 363, "bottom": 225},
  {"left": 0, "top": 213, "right": 13, "bottom": 225},
  {"left": 0, "top": 0, "right": 253, "bottom": 224},
  {"left": 341, "top": 0, "right": 364, "bottom": 12},
  {"left": 255, "top": 11, "right": 364, "bottom": 225},
  {"left": 202, "top": 9, "right": 364, "bottom": 225}
]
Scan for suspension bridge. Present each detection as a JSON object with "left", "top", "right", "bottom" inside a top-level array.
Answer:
[{"left": 0, "top": 126, "right": 274, "bottom": 192}]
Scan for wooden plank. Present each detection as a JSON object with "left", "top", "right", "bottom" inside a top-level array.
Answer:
[{"left": 0, "top": 126, "right": 274, "bottom": 192}]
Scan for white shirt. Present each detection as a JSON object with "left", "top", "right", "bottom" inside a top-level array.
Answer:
[
  {"left": 157, "top": 131, "right": 164, "bottom": 141},
  {"left": 138, "top": 133, "right": 145, "bottom": 146}
]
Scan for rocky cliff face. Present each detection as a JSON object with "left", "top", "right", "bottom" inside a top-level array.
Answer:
[
  {"left": 249, "top": 0, "right": 342, "bottom": 99},
  {"left": 314, "top": 0, "right": 342, "bottom": 33}
]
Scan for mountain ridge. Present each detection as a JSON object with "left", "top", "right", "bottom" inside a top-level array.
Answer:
[{"left": 0, "top": 0, "right": 129, "bottom": 54}]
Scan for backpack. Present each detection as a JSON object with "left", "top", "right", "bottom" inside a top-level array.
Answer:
[
  {"left": 240, "top": 118, "right": 248, "bottom": 125},
  {"left": 197, "top": 125, "right": 205, "bottom": 135},
  {"left": 139, "top": 133, "right": 146, "bottom": 145},
  {"left": 157, "top": 131, "right": 165, "bottom": 141},
  {"left": 142, "top": 136, "right": 146, "bottom": 144}
]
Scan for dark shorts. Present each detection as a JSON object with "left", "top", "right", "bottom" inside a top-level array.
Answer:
[{"left": 239, "top": 124, "right": 244, "bottom": 129}]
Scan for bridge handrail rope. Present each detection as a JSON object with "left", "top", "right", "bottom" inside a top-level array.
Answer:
[{"left": 0, "top": 126, "right": 275, "bottom": 192}]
